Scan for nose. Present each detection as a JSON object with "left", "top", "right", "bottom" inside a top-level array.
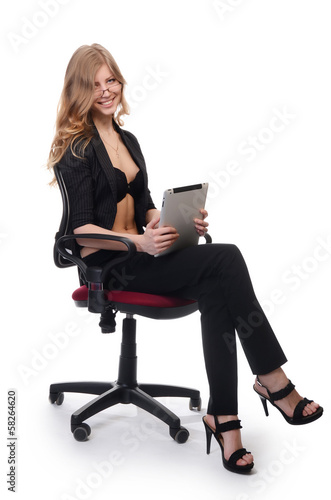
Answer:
[{"left": 101, "top": 88, "right": 112, "bottom": 98}]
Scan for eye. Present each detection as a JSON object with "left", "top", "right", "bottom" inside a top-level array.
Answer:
[{"left": 107, "top": 78, "right": 116, "bottom": 84}]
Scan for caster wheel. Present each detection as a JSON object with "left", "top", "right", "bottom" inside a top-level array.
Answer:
[
  {"left": 189, "top": 397, "right": 201, "bottom": 412},
  {"left": 170, "top": 426, "right": 189, "bottom": 444},
  {"left": 73, "top": 423, "right": 91, "bottom": 442},
  {"left": 49, "top": 392, "right": 64, "bottom": 405}
]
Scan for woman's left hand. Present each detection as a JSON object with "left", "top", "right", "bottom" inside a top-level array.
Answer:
[{"left": 194, "top": 208, "right": 209, "bottom": 237}]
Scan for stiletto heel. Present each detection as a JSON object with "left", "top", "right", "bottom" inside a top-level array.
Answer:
[
  {"left": 253, "top": 376, "right": 323, "bottom": 425},
  {"left": 203, "top": 419, "right": 213, "bottom": 454},
  {"left": 202, "top": 416, "right": 254, "bottom": 474},
  {"left": 258, "top": 394, "right": 269, "bottom": 417}
]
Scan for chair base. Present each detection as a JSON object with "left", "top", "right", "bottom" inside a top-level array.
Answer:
[
  {"left": 49, "top": 315, "right": 201, "bottom": 442},
  {"left": 49, "top": 380, "right": 201, "bottom": 442}
]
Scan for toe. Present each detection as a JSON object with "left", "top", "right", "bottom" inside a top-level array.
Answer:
[
  {"left": 303, "top": 401, "right": 319, "bottom": 416},
  {"left": 237, "top": 453, "right": 254, "bottom": 467},
  {"left": 302, "top": 405, "right": 312, "bottom": 416},
  {"left": 236, "top": 458, "right": 247, "bottom": 466}
]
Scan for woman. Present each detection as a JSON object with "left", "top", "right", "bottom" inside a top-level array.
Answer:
[{"left": 48, "top": 44, "right": 323, "bottom": 474}]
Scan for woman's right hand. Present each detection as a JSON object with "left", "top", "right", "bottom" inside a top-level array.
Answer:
[{"left": 138, "top": 217, "right": 179, "bottom": 256}]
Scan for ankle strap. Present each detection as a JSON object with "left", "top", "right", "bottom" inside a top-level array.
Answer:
[
  {"left": 213, "top": 417, "right": 242, "bottom": 434},
  {"left": 257, "top": 377, "right": 295, "bottom": 403}
]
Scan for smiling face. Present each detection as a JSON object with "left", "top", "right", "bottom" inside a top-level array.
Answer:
[{"left": 90, "top": 63, "right": 122, "bottom": 120}]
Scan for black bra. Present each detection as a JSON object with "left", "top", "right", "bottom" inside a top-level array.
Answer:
[{"left": 114, "top": 167, "right": 143, "bottom": 203}]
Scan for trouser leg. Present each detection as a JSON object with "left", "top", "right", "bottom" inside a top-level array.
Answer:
[
  {"left": 199, "top": 284, "right": 239, "bottom": 414},
  {"left": 189, "top": 244, "right": 287, "bottom": 414}
]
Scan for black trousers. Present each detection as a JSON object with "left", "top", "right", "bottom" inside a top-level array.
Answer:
[{"left": 83, "top": 243, "right": 287, "bottom": 415}]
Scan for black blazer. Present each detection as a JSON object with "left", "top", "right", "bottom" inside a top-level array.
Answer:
[{"left": 57, "top": 122, "right": 156, "bottom": 235}]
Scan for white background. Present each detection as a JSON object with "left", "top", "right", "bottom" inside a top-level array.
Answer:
[{"left": 1, "top": 1, "right": 330, "bottom": 499}]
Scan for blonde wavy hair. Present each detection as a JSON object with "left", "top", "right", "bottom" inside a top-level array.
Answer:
[{"left": 47, "top": 43, "right": 129, "bottom": 185}]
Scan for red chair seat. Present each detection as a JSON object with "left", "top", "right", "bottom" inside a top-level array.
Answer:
[{"left": 72, "top": 285, "right": 196, "bottom": 308}]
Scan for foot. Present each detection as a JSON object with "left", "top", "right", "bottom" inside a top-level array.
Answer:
[
  {"left": 255, "top": 368, "right": 320, "bottom": 418},
  {"left": 204, "top": 414, "right": 254, "bottom": 467}
]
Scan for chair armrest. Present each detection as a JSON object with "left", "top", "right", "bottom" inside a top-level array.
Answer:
[
  {"left": 204, "top": 233, "right": 212, "bottom": 244},
  {"left": 55, "top": 233, "right": 136, "bottom": 283},
  {"left": 56, "top": 231, "right": 211, "bottom": 279}
]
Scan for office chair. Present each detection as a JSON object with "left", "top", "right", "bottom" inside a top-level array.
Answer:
[{"left": 49, "top": 165, "right": 211, "bottom": 443}]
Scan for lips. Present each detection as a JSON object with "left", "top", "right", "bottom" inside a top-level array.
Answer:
[{"left": 98, "top": 98, "right": 114, "bottom": 107}]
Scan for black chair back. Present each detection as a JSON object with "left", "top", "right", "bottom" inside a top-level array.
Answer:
[{"left": 53, "top": 164, "right": 75, "bottom": 269}]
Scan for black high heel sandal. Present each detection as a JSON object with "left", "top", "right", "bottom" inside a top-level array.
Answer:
[
  {"left": 202, "top": 416, "right": 254, "bottom": 474},
  {"left": 253, "top": 377, "right": 323, "bottom": 425}
]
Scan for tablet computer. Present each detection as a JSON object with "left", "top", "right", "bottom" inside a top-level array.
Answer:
[{"left": 155, "top": 182, "right": 209, "bottom": 257}]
